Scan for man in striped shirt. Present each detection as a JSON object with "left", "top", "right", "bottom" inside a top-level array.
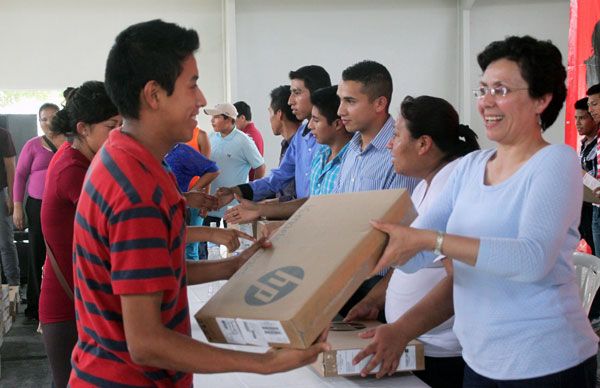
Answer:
[
  {"left": 334, "top": 60, "right": 419, "bottom": 319},
  {"left": 70, "top": 19, "right": 327, "bottom": 388}
]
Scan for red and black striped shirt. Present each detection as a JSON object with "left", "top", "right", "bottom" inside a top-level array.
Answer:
[{"left": 69, "top": 130, "right": 191, "bottom": 387}]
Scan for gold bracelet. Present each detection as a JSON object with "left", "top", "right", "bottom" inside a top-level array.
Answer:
[{"left": 433, "top": 231, "right": 444, "bottom": 256}]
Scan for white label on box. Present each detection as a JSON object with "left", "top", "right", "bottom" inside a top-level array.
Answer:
[
  {"left": 237, "top": 319, "right": 290, "bottom": 345},
  {"left": 236, "top": 319, "right": 268, "bottom": 346},
  {"left": 216, "top": 318, "right": 246, "bottom": 345},
  {"left": 584, "top": 173, "right": 600, "bottom": 191},
  {"left": 335, "top": 346, "right": 416, "bottom": 375}
]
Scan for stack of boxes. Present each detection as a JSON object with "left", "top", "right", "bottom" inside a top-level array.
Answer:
[{"left": 1, "top": 285, "right": 20, "bottom": 338}]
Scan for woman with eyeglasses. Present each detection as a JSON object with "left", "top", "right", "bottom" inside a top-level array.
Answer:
[
  {"left": 368, "top": 36, "right": 598, "bottom": 386},
  {"left": 40, "top": 81, "right": 121, "bottom": 388}
]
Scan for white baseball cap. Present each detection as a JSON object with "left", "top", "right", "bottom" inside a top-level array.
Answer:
[{"left": 204, "top": 103, "right": 238, "bottom": 119}]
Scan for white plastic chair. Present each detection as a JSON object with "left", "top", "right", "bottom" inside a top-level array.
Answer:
[{"left": 572, "top": 252, "right": 600, "bottom": 315}]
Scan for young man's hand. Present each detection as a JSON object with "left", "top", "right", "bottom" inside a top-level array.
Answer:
[
  {"left": 260, "top": 330, "right": 330, "bottom": 374},
  {"left": 184, "top": 192, "right": 218, "bottom": 216},
  {"left": 209, "top": 228, "right": 254, "bottom": 253},
  {"left": 223, "top": 195, "right": 260, "bottom": 224},
  {"left": 232, "top": 237, "right": 272, "bottom": 272},
  {"left": 215, "top": 186, "right": 241, "bottom": 209}
]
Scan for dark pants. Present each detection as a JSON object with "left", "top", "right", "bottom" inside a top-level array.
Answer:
[
  {"left": 463, "top": 355, "right": 597, "bottom": 388},
  {"left": 41, "top": 320, "right": 78, "bottom": 388},
  {"left": 25, "top": 197, "right": 45, "bottom": 318},
  {"left": 414, "top": 356, "right": 465, "bottom": 388},
  {"left": 338, "top": 275, "right": 386, "bottom": 323},
  {"left": 580, "top": 202, "right": 595, "bottom": 254},
  {"left": 200, "top": 216, "right": 225, "bottom": 259}
]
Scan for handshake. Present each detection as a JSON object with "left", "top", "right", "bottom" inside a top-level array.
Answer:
[{"left": 183, "top": 186, "right": 243, "bottom": 217}]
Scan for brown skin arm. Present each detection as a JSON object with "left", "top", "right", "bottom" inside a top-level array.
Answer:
[
  {"left": 190, "top": 171, "right": 219, "bottom": 192},
  {"left": 253, "top": 164, "right": 266, "bottom": 179},
  {"left": 121, "top": 291, "right": 329, "bottom": 374},
  {"left": 185, "top": 238, "right": 268, "bottom": 285},
  {"left": 353, "top": 272, "right": 454, "bottom": 378},
  {"left": 4, "top": 156, "right": 15, "bottom": 215},
  {"left": 197, "top": 129, "right": 211, "bottom": 158}
]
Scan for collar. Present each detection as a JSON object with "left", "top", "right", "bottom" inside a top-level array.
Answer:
[{"left": 348, "top": 115, "right": 395, "bottom": 153}]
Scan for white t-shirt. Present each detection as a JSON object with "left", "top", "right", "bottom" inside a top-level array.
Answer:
[{"left": 385, "top": 158, "right": 462, "bottom": 358}]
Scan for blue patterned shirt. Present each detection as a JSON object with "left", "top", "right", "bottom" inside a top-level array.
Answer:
[{"left": 309, "top": 143, "right": 350, "bottom": 196}]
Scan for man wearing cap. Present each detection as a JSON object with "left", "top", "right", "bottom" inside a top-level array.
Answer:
[{"left": 204, "top": 103, "right": 265, "bottom": 228}]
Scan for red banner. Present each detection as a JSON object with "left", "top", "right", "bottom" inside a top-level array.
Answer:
[{"left": 566, "top": 0, "right": 600, "bottom": 149}]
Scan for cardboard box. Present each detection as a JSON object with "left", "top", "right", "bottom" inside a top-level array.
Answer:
[
  {"left": 311, "top": 321, "right": 424, "bottom": 377},
  {"left": 8, "top": 286, "right": 19, "bottom": 319},
  {"left": 255, "top": 220, "right": 286, "bottom": 239},
  {"left": 195, "top": 189, "right": 416, "bottom": 349}
]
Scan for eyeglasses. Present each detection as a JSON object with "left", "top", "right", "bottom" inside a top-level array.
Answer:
[{"left": 472, "top": 86, "right": 528, "bottom": 98}]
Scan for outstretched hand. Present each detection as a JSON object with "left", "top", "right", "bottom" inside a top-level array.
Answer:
[
  {"left": 223, "top": 194, "right": 261, "bottom": 224},
  {"left": 232, "top": 237, "right": 272, "bottom": 272},
  {"left": 183, "top": 191, "right": 218, "bottom": 216},
  {"left": 215, "top": 187, "right": 240, "bottom": 209},
  {"left": 353, "top": 323, "right": 409, "bottom": 378},
  {"left": 209, "top": 227, "right": 255, "bottom": 253},
  {"left": 261, "top": 328, "right": 330, "bottom": 374},
  {"left": 369, "top": 220, "right": 427, "bottom": 276}
]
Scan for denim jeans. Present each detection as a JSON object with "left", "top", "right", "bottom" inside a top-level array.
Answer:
[
  {"left": 591, "top": 206, "right": 600, "bottom": 257},
  {"left": 185, "top": 207, "right": 205, "bottom": 260},
  {"left": 0, "top": 189, "right": 20, "bottom": 285}
]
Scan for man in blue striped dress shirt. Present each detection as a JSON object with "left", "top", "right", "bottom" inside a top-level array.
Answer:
[{"left": 333, "top": 60, "right": 419, "bottom": 320}]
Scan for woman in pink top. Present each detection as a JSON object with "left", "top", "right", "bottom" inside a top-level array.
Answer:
[{"left": 13, "top": 103, "right": 64, "bottom": 320}]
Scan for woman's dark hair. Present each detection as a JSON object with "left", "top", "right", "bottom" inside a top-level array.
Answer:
[
  {"left": 51, "top": 81, "right": 118, "bottom": 136},
  {"left": 401, "top": 95, "right": 479, "bottom": 161},
  {"left": 38, "top": 103, "right": 59, "bottom": 117},
  {"left": 477, "top": 35, "right": 566, "bottom": 131}
]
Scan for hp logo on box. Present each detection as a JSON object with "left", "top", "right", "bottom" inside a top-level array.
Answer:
[{"left": 245, "top": 266, "right": 304, "bottom": 306}]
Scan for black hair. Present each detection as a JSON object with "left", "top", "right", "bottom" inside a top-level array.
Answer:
[
  {"left": 587, "top": 83, "right": 600, "bottom": 96},
  {"left": 288, "top": 65, "right": 331, "bottom": 94},
  {"left": 593, "top": 20, "right": 600, "bottom": 56},
  {"left": 477, "top": 35, "right": 566, "bottom": 131},
  {"left": 575, "top": 97, "right": 590, "bottom": 111},
  {"left": 341, "top": 60, "right": 393, "bottom": 108},
  {"left": 234, "top": 101, "right": 252, "bottom": 121},
  {"left": 51, "top": 81, "right": 118, "bottom": 136},
  {"left": 63, "top": 87, "right": 76, "bottom": 102},
  {"left": 310, "top": 86, "right": 341, "bottom": 125},
  {"left": 401, "top": 95, "right": 479, "bottom": 162},
  {"left": 105, "top": 19, "right": 199, "bottom": 119},
  {"left": 269, "top": 85, "right": 300, "bottom": 124},
  {"left": 38, "top": 103, "right": 59, "bottom": 117}
]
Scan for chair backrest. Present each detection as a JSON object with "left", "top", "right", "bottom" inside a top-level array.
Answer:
[{"left": 572, "top": 252, "right": 600, "bottom": 315}]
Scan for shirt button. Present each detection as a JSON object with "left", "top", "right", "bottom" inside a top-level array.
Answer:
[
  {"left": 351, "top": 178, "right": 355, "bottom": 182},
  {"left": 309, "top": 148, "right": 312, "bottom": 152}
]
